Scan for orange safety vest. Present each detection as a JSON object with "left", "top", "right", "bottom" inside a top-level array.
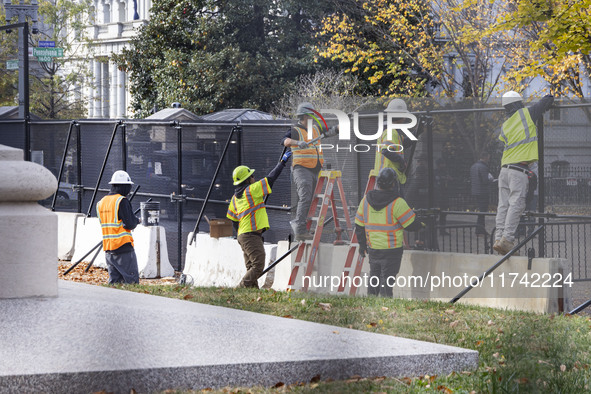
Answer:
[
  {"left": 292, "top": 124, "right": 324, "bottom": 169},
  {"left": 97, "top": 194, "right": 134, "bottom": 251}
]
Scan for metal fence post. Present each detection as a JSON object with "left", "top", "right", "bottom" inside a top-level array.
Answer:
[
  {"left": 76, "top": 122, "right": 82, "bottom": 213},
  {"left": 51, "top": 120, "right": 77, "bottom": 211},
  {"left": 121, "top": 121, "right": 127, "bottom": 171},
  {"left": 426, "top": 114, "right": 436, "bottom": 247},
  {"left": 537, "top": 118, "right": 545, "bottom": 257},
  {"left": 86, "top": 120, "right": 122, "bottom": 217},
  {"left": 176, "top": 121, "right": 184, "bottom": 271}
]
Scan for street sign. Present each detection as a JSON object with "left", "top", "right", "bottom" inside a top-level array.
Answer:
[
  {"left": 38, "top": 41, "right": 55, "bottom": 48},
  {"left": 37, "top": 56, "right": 53, "bottom": 62},
  {"left": 6, "top": 59, "right": 18, "bottom": 70},
  {"left": 32, "top": 47, "right": 63, "bottom": 57}
]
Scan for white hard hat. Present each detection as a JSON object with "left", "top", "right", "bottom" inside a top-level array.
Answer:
[
  {"left": 296, "top": 102, "right": 315, "bottom": 116},
  {"left": 109, "top": 170, "right": 134, "bottom": 184},
  {"left": 385, "top": 98, "right": 409, "bottom": 114},
  {"left": 502, "top": 91, "right": 522, "bottom": 107}
]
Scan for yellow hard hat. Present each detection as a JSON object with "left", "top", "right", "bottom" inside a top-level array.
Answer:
[{"left": 232, "top": 165, "right": 255, "bottom": 185}]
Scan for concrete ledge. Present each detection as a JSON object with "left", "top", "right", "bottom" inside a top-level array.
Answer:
[
  {"left": 184, "top": 233, "right": 277, "bottom": 288},
  {"left": 57, "top": 212, "right": 83, "bottom": 261},
  {"left": 271, "top": 243, "right": 571, "bottom": 314},
  {"left": 71, "top": 218, "right": 174, "bottom": 278},
  {"left": 0, "top": 281, "right": 478, "bottom": 393}
]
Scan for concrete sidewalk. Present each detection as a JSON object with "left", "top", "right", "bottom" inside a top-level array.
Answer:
[{"left": 0, "top": 280, "right": 478, "bottom": 393}]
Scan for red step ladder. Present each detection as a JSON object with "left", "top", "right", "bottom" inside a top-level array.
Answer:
[
  {"left": 337, "top": 170, "right": 377, "bottom": 295},
  {"left": 288, "top": 170, "right": 352, "bottom": 291}
]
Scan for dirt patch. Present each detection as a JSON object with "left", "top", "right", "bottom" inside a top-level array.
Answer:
[{"left": 58, "top": 262, "right": 179, "bottom": 286}]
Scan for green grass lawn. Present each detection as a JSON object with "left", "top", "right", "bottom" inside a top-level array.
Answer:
[{"left": 119, "top": 284, "right": 591, "bottom": 393}]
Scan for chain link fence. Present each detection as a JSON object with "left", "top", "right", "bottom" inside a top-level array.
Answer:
[{"left": 0, "top": 101, "right": 589, "bottom": 280}]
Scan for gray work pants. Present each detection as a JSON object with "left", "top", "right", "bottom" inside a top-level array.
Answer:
[
  {"left": 292, "top": 166, "right": 318, "bottom": 234},
  {"left": 367, "top": 249, "right": 403, "bottom": 298},
  {"left": 105, "top": 250, "right": 139, "bottom": 284},
  {"left": 495, "top": 167, "right": 528, "bottom": 242}
]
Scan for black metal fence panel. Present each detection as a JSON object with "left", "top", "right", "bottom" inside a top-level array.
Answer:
[{"left": 0, "top": 101, "right": 589, "bottom": 276}]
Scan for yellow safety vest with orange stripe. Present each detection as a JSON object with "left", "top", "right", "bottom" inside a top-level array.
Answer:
[
  {"left": 226, "top": 178, "right": 271, "bottom": 235},
  {"left": 374, "top": 129, "right": 407, "bottom": 185},
  {"left": 97, "top": 194, "right": 134, "bottom": 251},
  {"left": 292, "top": 124, "right": 324, "bottom": 169},
  {"left": 354, "top": 196, "right": 416, "bottom": 249},
  {"left": 500, "top": 108, "right": 538, "bottom": 166}
]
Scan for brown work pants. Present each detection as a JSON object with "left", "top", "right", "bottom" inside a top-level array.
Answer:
[{"left": 237, "top": 232, "right": 266, "bottom": 288}]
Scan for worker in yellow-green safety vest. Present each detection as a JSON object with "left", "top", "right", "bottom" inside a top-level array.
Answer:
[
  {"left": 355, "top": 168, "right": 424, "bottom": 297},
  {"left": 227, "top": 150, "right": 292, "bottom": 288},
  {"left": 493, "top": 91, "right": 553, "bottom": 256},
  {"left": 374, "top": 98, "right": 415, "bottom": 193},
  {"left": 97, "top": 170, "right": 141, "bottom": 284}
]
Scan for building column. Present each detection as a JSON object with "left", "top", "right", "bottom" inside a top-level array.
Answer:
[
  {"left": 101, "top": 62, "right": 110, "bottom": 118},
  {"left": 93, "top": 59, "right": 101, "bottom": 118},
  {"left": 118, "top": 69, "right": 126, "bottom": 118},
  {"left": 110, "top": 61, "right": 118, "bottom": 118}
]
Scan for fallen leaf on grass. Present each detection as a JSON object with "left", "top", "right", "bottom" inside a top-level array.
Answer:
[
  {"left": 318, "top": 302, "right": 331, "bottom": 311},
  {"left": 256, "top": 296, "right": 262, "bottom": 302},
  {"left": 493, "top": 352, "right": 499, "bottom": 358},
  {"left": 282, "top": 315, "right": 294, "bottom": 319},
  {"left": 310, "top": 374, "right": 321, "bottom": 383},
  {"left": 367, "top": 322, "right": 378, "bottom": 328},
  {"left": 475, "top": 340, "right": 484, "bottom": 346},
  {"left": 488, "top": 320, "right": 494, "bottom": 326},
  {"left": 450, "top": 320, "right": 459, "bottom": 328},
  {"left": 444, "top": 309, "right": 456, "bottom": 314},
  {"left": 272, "top": 382, "right": 284, "bottom": 388},
  {"left": 437, "top": 385, "right": 452, "bottom": 393},
  {"left": 400, "top": 377, "right": 412, "bottom": 385},
  {"left": 560, "top": 364, "right": 567, "bottom": 372},
  {"left": 301, "top": 299, "right": 306, "bottom": 306},
  {"left": 381, "top": 306, "right": 389, "bottom": 311},
  {"left": 183, "top": 294, "right": 194, "bottom": 300}
]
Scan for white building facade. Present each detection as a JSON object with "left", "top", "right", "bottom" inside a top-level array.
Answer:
[{"left": 83, "top": 0, "right": 151, "bottom": 118}]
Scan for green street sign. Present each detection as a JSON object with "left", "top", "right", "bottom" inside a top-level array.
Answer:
[
  {"left": 6, "top": 59, "right": 18, "bottom": 70},
  {"left": 32, "top": 47, "right": 64, "bottom": 57},
  {"left": 37, "top": 56, "right": 53, "bottom": 62}
]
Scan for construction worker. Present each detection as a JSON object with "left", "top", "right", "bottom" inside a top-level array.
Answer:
[
  {"left": 227, "top": 151, "right": 292, "bottom": 288},
  {"left": 97, "top": 170, "right": 140, "bottom": 284},
  {"left": 374, "top": 98, "right": 411, "bottom": 191},
  {"left": 494, "top": 91, "right": 553, "bottom": 255},
  {"left": 355, "top": 168, "right": 424, "bottom": 297},
  {"left": 282, "top": 102, "right": 335, "bottom": 241}
]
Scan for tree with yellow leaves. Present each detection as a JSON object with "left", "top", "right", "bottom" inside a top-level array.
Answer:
[
  {"left": 490, "top": 0, "right": 591, "bottom": 99},
  {"left": 316, "top": 0, "right": 508, "bottom": 104}
]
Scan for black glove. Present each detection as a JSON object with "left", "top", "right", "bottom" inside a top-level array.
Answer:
[
  {"left": 325, "top": 125, "right": 339, "bottom": 137},
  {"left": 358, "top": 246, "right": 366, "bottom": 258}
]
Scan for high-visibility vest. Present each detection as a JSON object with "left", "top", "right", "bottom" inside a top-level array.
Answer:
[
  {"left": 226, "top": 178, "right": 271, "bottom": 235},
  {"left": 374, "top": 129, "right": 407, "bottom": 184},
  {"left": 355, "top": 196, "right": 415, "bottom": 249},
  {"left": 292, "top": 124, "right": 324, "bottom": 169},
  {"left": 97, "top": 194, "right": 134, "bottom": 251},
  {"left": 499, "top": 108, "right": 538, "bottom": 166}
]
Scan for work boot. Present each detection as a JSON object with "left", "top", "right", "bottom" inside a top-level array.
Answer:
[
  {"left": 295, "top": 232, "right": 314, "bottom": 241},
  {"left": 493, "top": 237, "right": 519, "bottom": 256}
]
